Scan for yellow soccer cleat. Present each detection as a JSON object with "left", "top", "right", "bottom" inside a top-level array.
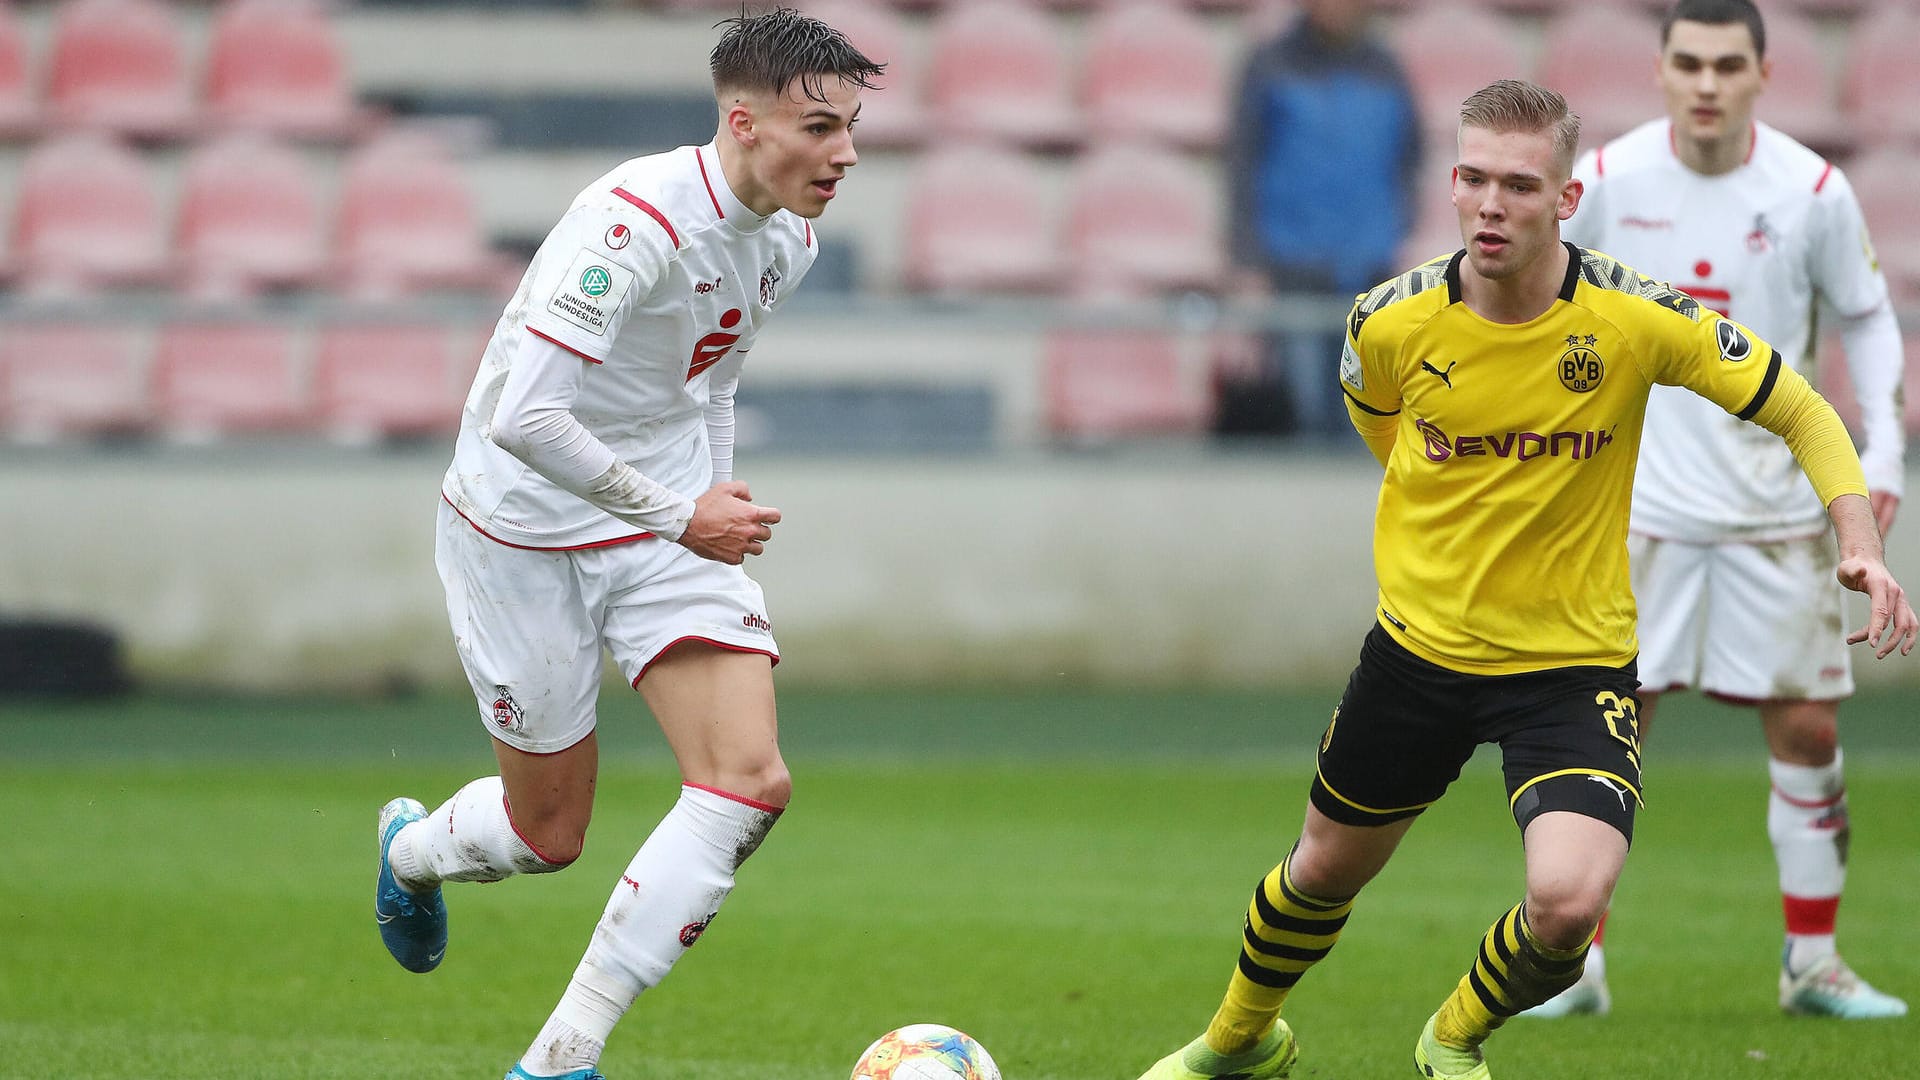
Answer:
[
  {"left": 1413, "top": 1015, "right": 1491, "bottom": 1080},
  {"left": 1136, "top": 1022, "right": 1298, "bottom": 1080}
]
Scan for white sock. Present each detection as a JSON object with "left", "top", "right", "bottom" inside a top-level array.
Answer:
[
  {"left": 1769, "top": 753, "right": 1848, "bottom": 969},
  {"left": 518, "top": 784, "right": 781, "bottom": 1075},
  {"left": 1583, "top": 942, "right": 1607, "bottom": 983},
  {"left": 390, "top": 776, "right": 559, "bottom": 890}
]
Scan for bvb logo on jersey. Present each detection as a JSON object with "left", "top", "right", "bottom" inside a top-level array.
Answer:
[
  {"left": 579, "top": 265, "right": 613, "bottom": 298},
  {"left": 1558, "top": 344, "right": 1605, "bottom": 393}
]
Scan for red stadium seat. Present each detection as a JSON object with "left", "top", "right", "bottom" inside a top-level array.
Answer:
[
  {"left": 0, "top": 1, "right": 40, "bottom": 137},
  {"left": 1537, "top": 4, "right": 1664, "bottom": 146},
  {"left": 902, "top": 142, "right": 1062, "bottom": 295},
  {"left": 1064, "top": 143, "right": 1222, "bottom": 300},
  {"left": 11, "top": 133, "right": 169, "bottom": 293},
  {"left": 1753, "top": 10, "right": 1847, "bottom": 153},
  {"left": 1045, "top": 328, "right": 1212, "bottom": 440},
  {"left": 925, "top": 1, "right": 1080, "bottom": 149},
  {"left": 45, "top": 0, "right": 195, "bottom": 138},
  {"left": 176, "top": 134, "right": 329, "bottom": 298},
  {"left": 0, "top": 323, "right": 148, "bottom": 440},
  {"left": 312, "top": 322, "right": 465, "bottom": 443},
  {"left": 798, "top": 0, "right": 926, "bottom": 148},
  {"left": 1841, "top": 6, "right": 1920, "bottom": 147},
  {"left": 1844, "top": 148, "right": 1920, "bottom": 310},
  {"left": 203, "top": 0, "right": 360, "bottom": 140},
  {"left": 335, "top": 131, "right": 498, "bottom": 298},
  {"left": 1081, "top": 4, "right": 1227, "bottom": 150},
  {"left": 1390, "top": 4, "right": 1531, "bottom": 146},
  {"left": 151, "top": 321, "right": 308, "bottom": 438}
]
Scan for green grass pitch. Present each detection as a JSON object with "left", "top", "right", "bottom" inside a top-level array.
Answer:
[{"left": 2, "top": 686, "right": 1914, "bottom": 1079}]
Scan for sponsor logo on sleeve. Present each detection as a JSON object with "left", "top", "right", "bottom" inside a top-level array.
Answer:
[
  {"left": 1716, "top": 320, "right": 1753, "bottom": 363},
  {"left": 1339, "top": 339, "right": 1364, "bottom": 392},
  {"left": 547, "top": 249, "right": 636, "bottom": 336},
  {"left": 605, "top": 223, "right": 631, "bottom": 250}
]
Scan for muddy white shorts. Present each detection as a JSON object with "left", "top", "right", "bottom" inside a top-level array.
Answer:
[
  {"left": 1628, "top": 531, "right": 1852, "bottom": 703},
  {"left": 435, "top": 499, "right": 779, "bottom": 753}
]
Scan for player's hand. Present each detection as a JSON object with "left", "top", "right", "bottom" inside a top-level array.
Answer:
[
  {"left": 1870, "top": 489, "right": 1900, "bottom": 535},
  {"left": 1836, "top": 555, "right": 1918, "bottom": 658},
  {"left": 677, "top": 481, "right": 781, "bottom": 565}
]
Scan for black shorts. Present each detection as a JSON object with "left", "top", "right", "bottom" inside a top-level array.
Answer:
[{"left": 1310, "top": 624, "right": 1645, "bottom": 841}]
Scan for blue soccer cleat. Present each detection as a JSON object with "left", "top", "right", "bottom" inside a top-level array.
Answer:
[
  {"left": 505, "top": 1066, "right": 606, "bottom": 1080},
  {"left": 375, "top": 796, "right": 447, "bottom": 973}
]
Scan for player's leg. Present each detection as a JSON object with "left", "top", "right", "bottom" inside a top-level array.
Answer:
[
  {"left": 1138, "top": 625, "right": 1476, "bottom": 1080},
  {"left": 1521, "top": 535, "right": 1700, "bottom": 1019},
  {"left": 377, "top": 504, "right": 600, "bottom": 973},
  {"left": 1694, "top": 536, "right": 1901, "bottom": 1016},
  {"left": 1421, "top": 663, "right": 1640, "bottom": 1077},
  {"left": 1763, "top": 698, "right": 1907, "bottom": 1018},
  {"left": 515, "top": 550, "right": 785, "bottom": 1077}
]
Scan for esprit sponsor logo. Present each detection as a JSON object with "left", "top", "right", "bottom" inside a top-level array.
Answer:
[
  {"left": 742, "top": 612, "right": 772, "bottom": 633},
  {"left": 694, "top": 274, "right": 724, "bottom": 295},
  {"left": 687, "top": 309, "right": 743, "bottom": 382},
  {"left": 1413, "top": 417, "right": 1617, "bottom": 464},
  {"left": 1619, "top": 216, "right": 1674, "bottom": 230}
]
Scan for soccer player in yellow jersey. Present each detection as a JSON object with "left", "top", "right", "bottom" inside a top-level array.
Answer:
[{"left": 1132, "top": 80, "right": 1917, "bottom": 1080}]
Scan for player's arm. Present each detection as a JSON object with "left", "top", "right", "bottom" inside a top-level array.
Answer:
[
  {"left": 1678, "top": 315, "right": 1918, "bottom": 656},
  {"left": 1340, "top": 298, "right": 1401, "bottom": 465},
  {"left": 1814, "top": 166, "right": 1906, "bottom": 532},
  {"left": 1836, "top": 301, "right": 1906, "bottom": 532}
]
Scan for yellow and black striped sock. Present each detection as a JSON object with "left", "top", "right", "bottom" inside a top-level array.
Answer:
[
  {"left": 1204, "top": 851, "right": 1354, "bottom": 1053},
  {"left": 1433, "top": 902, "right": 1590, "bottom": 1050}
]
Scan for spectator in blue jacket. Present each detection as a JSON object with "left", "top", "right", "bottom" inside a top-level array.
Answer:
[{"left": 1218, "top": 0, "right": 1422, "bottom": 442}]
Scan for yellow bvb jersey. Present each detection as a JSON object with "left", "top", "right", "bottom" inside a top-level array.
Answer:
[{"left": 1341, "top": 242, "right": 1867, "bottom": 676}]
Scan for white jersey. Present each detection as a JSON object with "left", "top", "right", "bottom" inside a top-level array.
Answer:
[
  {"left": 444, "top": 142, "right": 817, "bottom": 548},
  {"left": 1566, "top": 119, "right": 1900, "bottom": 543}
]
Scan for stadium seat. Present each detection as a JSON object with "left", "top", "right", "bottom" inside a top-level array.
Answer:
[
  {"left": 11, "top": 133, "right": 170, "bottom": 292},
  {"left": 1080, "top": 3, "right": 1227, "bottom": 150},
  {"left": 45, "top": 0, "right": 195, "bottom": 138},
  {"left": 150, "top": 321, "right": 308, "bottom": 439},
  {"left": 0, "top": 323, "right": 148, "bottom": 441},
  {"left": 902, "top": 142, "right": 1062, "bottom": 295},
  {"left": 312, "top": 322, "right": 464, "bottom": 443},
  {"left": 1841, "top": 6, "right": 1920, "bottom": 148},
  {"left": 1537, "top": 4, "right": 1664, "bottom": 145},
  {"left": 1390, "top": 4, "right": 1531, "bottom": 146},
  {"left": 924, "top": 1, "right": 1080, "bottom": 149},
  {"left": 203, "top": 0, "right": 361, "bottom": 140},
  {"left": 1844, "top": 147, "right": 1920, "bottom": 310},
  {"left": 1064, "top": 143, "right": 1222, "bottom": 300},
  {"left": 175, "top": 134, "right": 329, "bottom": 298},
  {"left": 0, "top": 1, "right": 40, "bottom": 137},
  {"left": 334, "top": 130, "right": 499, "bottom": 298},
  {"left": 798, "top": 0, "right": 926, "bottom": 148},
  {"left": 1044, "top": 328, "right": 1213, "bottom": 440},
  {"left": 1752, "top": 10, "right": 1847, "bottom": 153}
]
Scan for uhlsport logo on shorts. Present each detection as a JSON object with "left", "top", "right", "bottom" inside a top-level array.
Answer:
[{"left": 579, "top": 265, "right": 613, "bottom": 297}]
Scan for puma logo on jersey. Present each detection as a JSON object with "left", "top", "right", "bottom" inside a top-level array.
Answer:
[{"left": 1420, "top": 360, "right": 1457, "bottom": 387}]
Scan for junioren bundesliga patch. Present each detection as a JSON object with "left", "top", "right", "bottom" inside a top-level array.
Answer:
[{"left": 548, "top": 248, "right": 636, "bottom": 336}]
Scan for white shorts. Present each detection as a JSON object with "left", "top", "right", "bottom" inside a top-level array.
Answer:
[
  {"left": 435, "top": 499, "right": 779, "bottom": 753},
  {"left": 1628, "top": 531, "right": 1852, "bottom": 703}
]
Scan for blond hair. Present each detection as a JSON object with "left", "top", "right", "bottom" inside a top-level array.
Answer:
[{"left": 1458, "top": 79, "right": 1582, "bottom": 175}]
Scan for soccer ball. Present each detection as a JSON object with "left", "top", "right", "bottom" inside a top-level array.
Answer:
[{"left": 850, "top": 1024, "right": 1001, "bottom": 1080}]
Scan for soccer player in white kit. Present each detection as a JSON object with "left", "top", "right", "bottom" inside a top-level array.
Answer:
[
  {"left": 369, "top": 10, "right": 884, "bottom": 1079},
  {"left": 1526, "top": 0, "right": 1907, "bottom": 1020}
]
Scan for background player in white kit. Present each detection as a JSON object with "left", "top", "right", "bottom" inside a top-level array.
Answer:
[
  {"left": 369, "top": 10, "right": 884, "bottom": 1079},
  {"left": 1527, "top": 0, "right": 1907, "bottom": 1020}
]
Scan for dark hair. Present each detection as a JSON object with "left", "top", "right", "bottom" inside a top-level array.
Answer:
[
  {"left": 710, "top": 6, "right": 885, "bottom": 103},
  {"left": 1661, "top": 0, "right": 1765, "bottom": 59}
]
